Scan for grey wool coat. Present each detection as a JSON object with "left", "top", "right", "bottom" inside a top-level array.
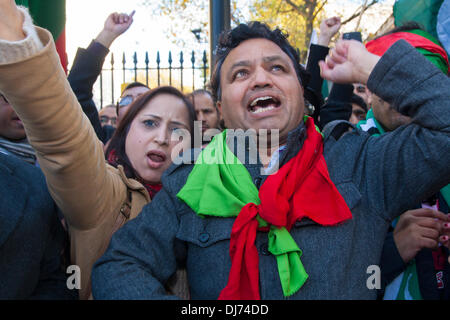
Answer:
[
  {"left": 92, "top": 40, "right": 450, "bottom": 300},
  {"left": 0, "top": 153, "right": 75, "bottom": 299}
]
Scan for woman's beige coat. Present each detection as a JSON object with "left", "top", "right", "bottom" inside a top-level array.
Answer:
[{"left": 0, "top": 27, "right": 152, "bottom": 299}]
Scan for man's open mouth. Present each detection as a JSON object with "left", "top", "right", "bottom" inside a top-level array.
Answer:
[{"left": 248, "top": 96, "right": 281, "bottom": 114}]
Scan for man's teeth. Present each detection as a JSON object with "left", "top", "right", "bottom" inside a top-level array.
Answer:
[
  {"left": 250, "top": 96, "right": 274, "bottom": 107},
  {"left": 250, "top": 105, "right": 276, "bottom": 114}
]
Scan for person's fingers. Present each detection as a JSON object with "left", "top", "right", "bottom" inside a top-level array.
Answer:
[
  {"left": 327, "top": 16, "right": 340, "bottom": 26},
  {"left": 329, "top": 48, "right": 346, "bottom": 64},
  {"left": 324, "top": 55, "right": 336, "bottom": 69},
  {"left": 418, "top": 237, "right": 440, "bottom": 250},
  {"left": 325, "top": 18, "right": 334, "bottom": 27},
  {"left": 112, "top": 13, "right": 122, "bottom": 25},
  {"left": 443, "top": 221, "right": 450, "bottom": 231},
  {"left": 439, "top": 235, "right": 449, "bottom": 243},
  {"left": 416, "top": 217, "right": 443, "bottom": 231},
  {"left": 111, "top": 12, "right": 119, "bottom": 23},
  {"left": 411, "top": 208, "right": 449, "bottom": 221},
  {"left": 115, "top": 12, "right": 134, "bottom": 25},
  {"left": 439, "top": 235, "right": 449, "bottom": 252},
  {"left": 410, "top": 209, "right": 449, "bottom": 233},
  {"left": 126, "top": 11, "right": 135, "bottom": 26},
  {"left": 319, "top": 60, "right": 331, "bottom": 78},
  {"left": 440, "top": 222, "right": 450, "bottom": 238},
  {"left": 419, "top": 226, "right": 440, "bottom": 240},
  {"left": 334, "top": 40, "right": 349, "bottom": 57}
]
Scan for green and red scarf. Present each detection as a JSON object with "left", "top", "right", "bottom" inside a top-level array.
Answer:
[
  {"left": 177, "top": 117, "right": 352, "bottom": 299},
  {"left": 366, "top": 29, "right": 450, "bottom": 75}
]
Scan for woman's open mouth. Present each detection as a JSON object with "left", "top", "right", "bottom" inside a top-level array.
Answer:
[{"left": 146, "top": 150, "right": 167, "bottom": 169}]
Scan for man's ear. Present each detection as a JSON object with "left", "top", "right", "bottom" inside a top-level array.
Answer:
[{"left": 216, "top": 100, "right": 222, "bottom": 115}]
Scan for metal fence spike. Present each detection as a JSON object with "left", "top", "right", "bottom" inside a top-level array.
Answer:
[{"left": 89, "top": 49, "right": 211, "bottom": 107}]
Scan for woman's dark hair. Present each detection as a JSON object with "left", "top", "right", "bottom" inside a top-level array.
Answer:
[
  {"left": 105, "top": 86, "right": 196, "bottom": 179},
  {"left": 210, "top": 21, "right": 310, "bottom": 103}
]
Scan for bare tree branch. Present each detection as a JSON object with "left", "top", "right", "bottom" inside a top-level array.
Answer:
[
  {"left": 285, "top": 0, "right": 302, "bottom": 13},
  {"left": 341, "top": 0, "right": 379, "bottom": 25},
  {"left": 312, "top": 0, "right": 328, "bottom": 20}
]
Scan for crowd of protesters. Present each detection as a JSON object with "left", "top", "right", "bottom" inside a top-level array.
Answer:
[{"left": 0, "top": 0, "right": 449, "bottom": 300}]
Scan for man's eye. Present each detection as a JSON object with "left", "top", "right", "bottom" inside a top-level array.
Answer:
[
  {"left": 233, "top": 70, "right": 248, "bottom": 80},
  {"left": 271, "top": 65, "right": 284, "bottom": 72}
]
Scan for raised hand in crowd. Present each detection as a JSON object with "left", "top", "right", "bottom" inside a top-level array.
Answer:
[
  {"left": 319, "top": 39, "right": 380, "bottom": 85},
  {"left": 95, "top": 10, "right": 135, "bottom": 49},
  {"left": 393, "top": 208, "right": 450, "bottom": 264},
  {"left": 0, "top": 0, "right": 25, "bottom": 42},
  {"left": 317, "top": 16, "right": 341, "bottom": 47},
  {"left": 67, "top": 10, "right": 136, "bottom": 144}
]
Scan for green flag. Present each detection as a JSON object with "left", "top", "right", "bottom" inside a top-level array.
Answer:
[
  {"left": 15, "top": 0, "right": 67, "bottom": 73},
  {"left": 393, "top": 0, "right": 444, "bottom": 38}
]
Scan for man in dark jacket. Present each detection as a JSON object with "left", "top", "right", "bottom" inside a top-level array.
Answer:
[
  {"left": 92, "top": 22, "right": 450, "bottom": 300},
  {"left": 0, "top": 153, "right": 75, "bottom": 299}
]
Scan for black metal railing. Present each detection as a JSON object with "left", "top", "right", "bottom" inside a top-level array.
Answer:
[{"left": 94, "top": 49, "right": 210, "bottom": 108}]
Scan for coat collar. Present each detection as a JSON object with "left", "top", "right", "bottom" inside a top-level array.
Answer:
[
  {"left": 223, "top": 120, "right": 308, "bottom": 171},
  {"left": 116, "top": 165, "right": 150, "bottom": 202}
]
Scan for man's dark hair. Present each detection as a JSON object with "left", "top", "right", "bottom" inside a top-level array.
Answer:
[
  {"left": 116, "top": 82, "right": 151, "bottom": 115},
  {"left": 350, "top": 94, "right": 368, "bottom": 112},
  {"left": 187, "top": 89, "right": 219, "bottom": 113},
  {"left": 210, "top": 21, "right": 310, "bottom": 103},
  {"left": 122, "top": 81, "right": 150, "bottom": 94},
  {"left": 190, "top": 89, "right": 213, "bottom": 99}
]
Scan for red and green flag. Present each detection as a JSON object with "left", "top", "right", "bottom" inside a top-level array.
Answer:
[
  {"left": 15, "top": 0, "right": 67, "bottom": 73},
  {"left": 393, "top": 0, "right": 444, "bottom": 38}
]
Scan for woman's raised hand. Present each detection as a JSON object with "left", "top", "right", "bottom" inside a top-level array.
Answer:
[{"left": 0, "top": 0, "right": 26, "bottom": 41}]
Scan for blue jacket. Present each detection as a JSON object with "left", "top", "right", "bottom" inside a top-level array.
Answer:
[
  {"left": 0, "top": 153, "right": 76, "bottom": 299},
  {"left": 92, "top": 40, "right": 450, "bottom": 299}
]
